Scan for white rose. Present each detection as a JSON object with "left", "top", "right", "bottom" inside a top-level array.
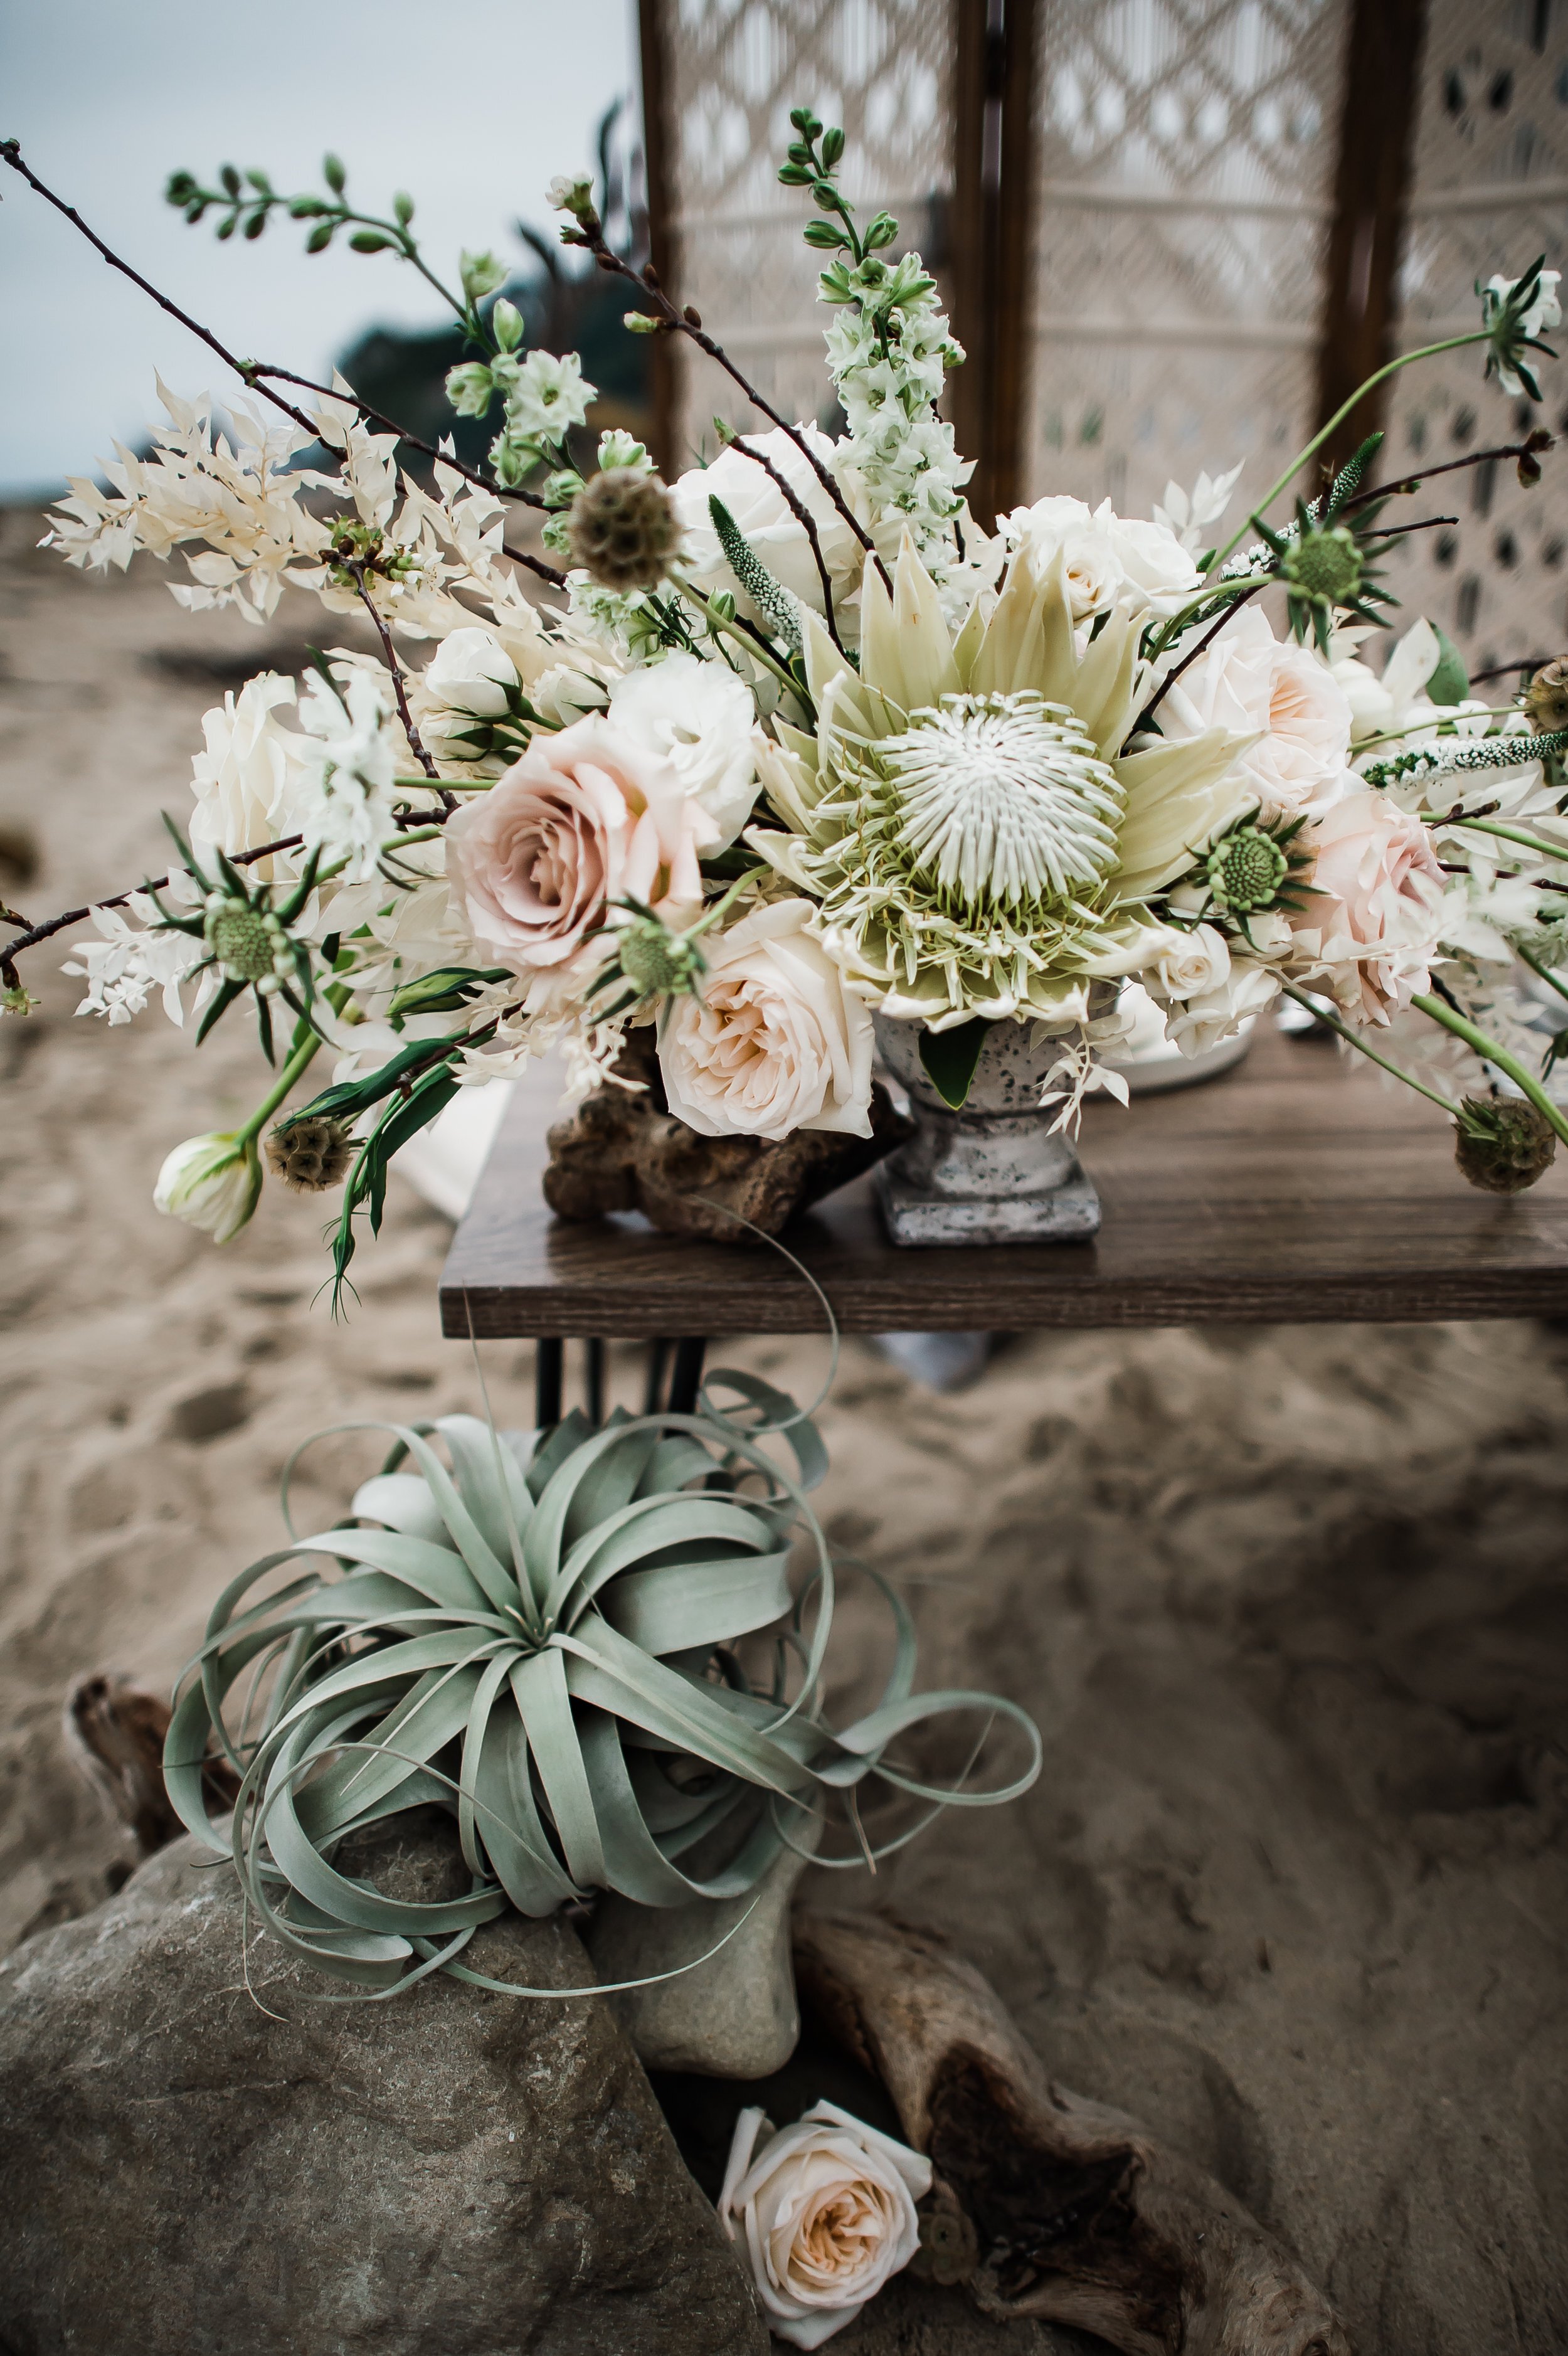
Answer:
[
  {"left": 718, "top": 2099, "right": 931, "bottom": 2349},
  {"left": 154, "top": 1132, "right": 262, "bottom": 1244},
  {"left": 1098, "top": 505, "right": 1204, "bottom": 616},
  {"left": 608, "top": 652, "right": 760, "bottom": 850},
  {"left": 658, "top": 899, "right": 874, "bottom": 1142},
  {"left": 670, "top": 426, "right": 861, "bottom": 620},
  {"left": 1159, "top": 606, "right": 1350, "bottom": 815},
  {"left": 1155, "top": 922, "right": 1232, "bottom": 999},
  {"left": 189, "top": 671, "right": 305, "bottom": 864},
  {"left": 998, "top": 496, "right": 1115, "bottom": 618},
  {"left": 1165, "top": 959, "right": 1281, "bottom": 1057}
]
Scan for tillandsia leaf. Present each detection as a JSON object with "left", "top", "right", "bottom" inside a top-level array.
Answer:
[
  {"left": 707, "top": 495, "right": 805, "bottom": 652},
  {"left": 163, "top": 1391, "right": 1042, "bottom": 1999},
  {"left": 387, "top": 965, "right": 512, "bottom": 1021}
]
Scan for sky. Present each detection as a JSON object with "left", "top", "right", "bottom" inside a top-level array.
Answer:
[{"left": 0, "top": 0, "right": 634, "bottom": 496}]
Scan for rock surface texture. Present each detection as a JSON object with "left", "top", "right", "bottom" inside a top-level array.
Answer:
[{"left": 0, "top": 1817, "right": 766, "bottom": 2356}]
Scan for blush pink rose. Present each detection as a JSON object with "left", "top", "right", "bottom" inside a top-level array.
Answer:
[
  {"left": 1289, "top": 787, "right": 1445, "bottom": 1024},
  {"left": 443, "top": 714, "right": 706, "bottom": 974}
]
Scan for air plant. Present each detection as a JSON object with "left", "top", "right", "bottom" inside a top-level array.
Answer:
[{"left": 164, "top": 1374, "right": 1040, "bottom": 1997}]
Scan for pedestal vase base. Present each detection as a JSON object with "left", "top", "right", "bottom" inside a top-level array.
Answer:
[{"left": 876, "top": 1149, "right": 1101, "bottom": 1246}]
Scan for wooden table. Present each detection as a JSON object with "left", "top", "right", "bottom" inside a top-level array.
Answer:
[{"left": 440, "top": 1024, "right": 1568, "bottom": 1355}]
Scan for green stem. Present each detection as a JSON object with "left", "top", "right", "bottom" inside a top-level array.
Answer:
[
  {"left": 237, "top": 1029, "right": 323, "bottom": 1142},
  {"left": 674, "top": 580, "right": 808, "bottom": 706},
  {"left": 1411, "top": 990, "right": 1568, "bottom": 1145},
  {"left": 1208, "top": 332, "right": 1490, "bottom": 575},
  {"left": 1430, "top": 814, "right": 1568, "bottom": 863},
  {"left": 1516, "top": 941, "right": 1568, "bottom": 1009},
  {"left": 1281, "top": 982, "right": 1464, "bottom": 1116}
]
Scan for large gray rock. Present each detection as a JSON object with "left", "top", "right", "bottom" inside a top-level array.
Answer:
[{"left": 0, "top": 1814, "right": 767, "bottom": 2356}]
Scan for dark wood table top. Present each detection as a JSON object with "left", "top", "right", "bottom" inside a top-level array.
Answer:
[{"left": 438, "top": 1022, "right": 1568, "bottom": 1337}]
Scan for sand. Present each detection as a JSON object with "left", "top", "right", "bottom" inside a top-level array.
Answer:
[{"left": 2, "top": 509, "right": 1565, "bottom": 2351}]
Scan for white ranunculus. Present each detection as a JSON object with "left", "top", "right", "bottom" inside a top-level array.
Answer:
[
  {"left": 1165, "top": 958, "right": 1281, "bottom": 1057},
  {"left": 718, "top": 2099, "right": 931, "bottom": 2349},
  {"left": 1158, "top": 605, "right": 1351, "bottom": 816},
  {"left": 421, "top": 627, "right": 519, "bottom": 719},
  {"left": 608, "top": 652, "right": 760, "bottom": 850},
  {"left": 1155, "top": 922, "right": 1232, "bottom": 1000},
  {"left": 659, "top": 899, "right": 874, "bottom": 1141},
  {"left": 189, "top": 671, "right": 306, "bottom": 865},
  {"left": 154, "top": 1132, "right": 262, "bottom": 1244},
  {"left": 670, "top": 426, "right": 861, "bottom": 620}
]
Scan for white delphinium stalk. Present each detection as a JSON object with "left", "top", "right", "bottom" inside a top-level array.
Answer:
[
  {"left": 42, "top": 379, "right": 334, "bottom": 623},
  {"left": 818, "top": 252, "right": 970, "bottom": 572},
  {"left": 294, "top": 664, "right": 401, "bottom": 881}
]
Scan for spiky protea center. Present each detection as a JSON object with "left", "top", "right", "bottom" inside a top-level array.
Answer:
[{"left": 877, "top": 692, "right": 1122, "bottom": 910}]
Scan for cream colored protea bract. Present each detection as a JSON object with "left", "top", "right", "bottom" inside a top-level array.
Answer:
[{"left": 750, "top": 536, "right": 1254, "bottom": 1028}]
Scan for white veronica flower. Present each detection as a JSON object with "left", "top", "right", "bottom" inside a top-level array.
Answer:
[{"left": 607, "top": 652, "right": 760, "bottom": 849}]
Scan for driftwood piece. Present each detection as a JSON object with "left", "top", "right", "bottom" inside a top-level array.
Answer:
[
  {"left": 64, "top": 1672, "right": 237, "bottom": 1857},
  {"left": 543, "top": 1031, "right": 914, "bottom": 1241},
  {"left": 794, "top": 1911, "right": 1352, "bottom": 2356}
]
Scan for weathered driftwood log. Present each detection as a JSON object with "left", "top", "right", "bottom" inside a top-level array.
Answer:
[
  {"left": 543, "top": 1032, "right": 914, "bottom": 1241},
  {"left": 64, "top": 1672, "right": 236, "bottom": 1857},
  {"left": 794, "top": 1910, "right": 1352, "bottom": 2356}
]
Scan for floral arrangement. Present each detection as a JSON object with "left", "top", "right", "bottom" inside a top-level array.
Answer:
[{"left": 3, "top": 121, "right": 1567, "bottom": 1287}]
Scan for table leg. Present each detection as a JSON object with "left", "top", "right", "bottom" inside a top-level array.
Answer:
[
  {"left": 535, "top": 1337, "right": 563, "bottom": 1429},
  {"left": 644, "top": 1337, "right": 671, "bottom": 1415},
  {"left": 584, "top": 1335, "right": 606, "bottom": 1427},
  {"left": 667, "top": 1337, "right": 707, "bottom": 1416}
]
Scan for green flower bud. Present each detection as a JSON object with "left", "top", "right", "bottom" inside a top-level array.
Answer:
[
  {"left": 154, "top": 1132, "right": 263, "bottom": 1244},
  {"left": 445, "top": 362, "right": 495, "bottom": 418}
]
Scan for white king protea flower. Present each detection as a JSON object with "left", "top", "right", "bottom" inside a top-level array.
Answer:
[
  {"left": 877, "top": 692, "right": 1122, "bottom": 906},
  {"left": 751, "top": 532, "right": 1253, "bottom": 1029}
]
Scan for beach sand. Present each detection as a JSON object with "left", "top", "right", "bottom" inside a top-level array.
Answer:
[{"left": 2, "top": 510, "right": 1565, "bottom": 2350}]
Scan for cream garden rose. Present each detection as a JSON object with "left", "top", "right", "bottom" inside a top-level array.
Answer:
[
  {"left": 999, "top": 494, "right": 1201, "bottom": 619},
  {"left": 658, "top": 899, "right": 874, "bottom": 1141},
  {"left": 1289, "top": 787, "right": 1446, "bottom": 1023},
  {"left": 444, "top": 714, "right": 705, "bottom": 974},
  {"left": 1159, "top": 605, "right": 1352, "bottom": 815},
  {"left": 718, "top": 2099, "right": 931, "bottom": 2348}
]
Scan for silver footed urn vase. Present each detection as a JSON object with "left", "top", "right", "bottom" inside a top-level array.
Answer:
[{"left": 872, "top": 1012, "right": 1101, "bottom": 1246}]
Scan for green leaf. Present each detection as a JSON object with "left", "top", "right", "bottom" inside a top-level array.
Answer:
[
  {"left": 349, "top": 230, "right": 391, "bottom": 254},
  {"left": 322, "top": 151, "right": 347, "bottom": 194},
  {"left": 305, "top": 221, "right": 334, "bottom": 254},
  {"left": 1427, "top": 622, "right": 1470, "bottom": 706},
  {"left": 919, "top": 1017, "right": 990, "bottom": 1109}
]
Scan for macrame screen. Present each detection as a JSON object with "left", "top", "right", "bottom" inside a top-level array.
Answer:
[
  {"left": 650, "top": 0, "right": 1567, "bottom": 671},
  {"left": 1380, "top": 1, "right": 1568, "bottom": 672},
  {"left": 657, "top": 0, "right": 959, "bottom": 463},
  {"left": 1020, "top": 0, "right": 1350, "bottom": 521}
]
